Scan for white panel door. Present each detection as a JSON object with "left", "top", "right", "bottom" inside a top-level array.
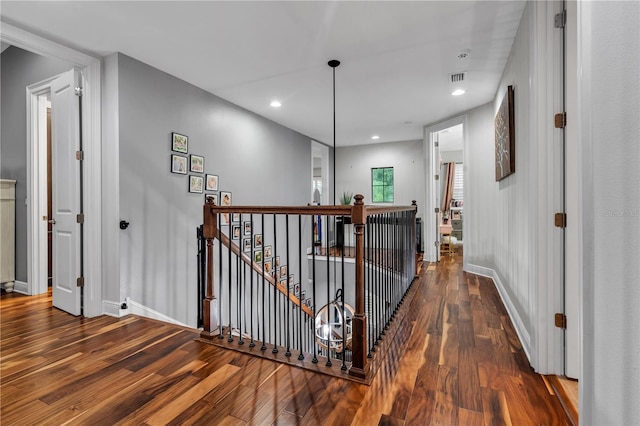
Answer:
[{"left": 51, "top": 69, "right": 81, "bottom": 316}]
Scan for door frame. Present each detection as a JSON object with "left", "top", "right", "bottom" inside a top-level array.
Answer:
[
  {"left": 424, "top": 115, "right": 467, "bottom": 263},
  {"left": 2, "top": 22, "right": 103, "bottom": 317}
]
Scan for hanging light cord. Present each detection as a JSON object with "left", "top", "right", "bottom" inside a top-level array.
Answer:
[{"left": 328, "top": 59, "right": 340, "bottom": 205}]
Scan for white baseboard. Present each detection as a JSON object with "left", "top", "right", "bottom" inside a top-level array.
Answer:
[
  {"left": 124, "top": 297, "right": 189, "bottom": 327},
  {"left": 13, "top": 281, "right": 29, "bottom": 294},
  {"left": 464, "top": 262, "right": 532, "bottom": 363},
  {"left": 102, "top": 297, "right": 189, "bottom": 328},
  {"left": 102, "top": 299, "right": 129, "bottom": 318}
]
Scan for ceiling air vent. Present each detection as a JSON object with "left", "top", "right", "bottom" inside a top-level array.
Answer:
[{"left": 450, "top": 72, "right": 466, "bottom": 83}]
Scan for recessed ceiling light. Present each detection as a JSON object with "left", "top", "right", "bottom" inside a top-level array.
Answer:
[
  {"left": 451, "top": 89, "right": 466, "bottom": 96},
  {"left": 371, "top": 135, "right": 380, "bottom": 140},
  {"left": 270, "top": 100, "right": 282, "bottom": 107}
]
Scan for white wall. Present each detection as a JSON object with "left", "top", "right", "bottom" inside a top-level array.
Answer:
[
  {"left": 335, "top": 139, "right": 425, "bottom": 215},
  {"left": 579, "top": 1, "right": 640, "bottom": 424},
  {"left": 463, "top": 103, "right": 495, "bottom": 269}
]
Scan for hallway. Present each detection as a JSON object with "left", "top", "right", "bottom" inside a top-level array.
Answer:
[{"left": 0, "top": 251, "right": 569, "bottom": 424}]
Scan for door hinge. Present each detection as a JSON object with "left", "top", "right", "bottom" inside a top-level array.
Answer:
[
  {"left": 435, "top": 174, "right": 439, "bottom": 180},
  {"left": 74, "top": 86, "right": 83, "bottom": 97},
  {"left": 554, "top": 112, "right": 567, "bottom": 128},
  {"left": 435, "top": 240, "right": 440, "bottom": 247},
  {"left": 434, "top": 207, "right": 440, "bottom": 213},
  {"left": 76, "top": 213, "right": 85, "bottom": 224},
  {"left": 434, "top": 141, "right": 439, "bottom": 148},
  {"left": 76, "top": 150, "right": 84, "bottom": 161},
  {"left": 554, "top": 11, "right": 566, "bottom": 28},
  {"left": 554, "top": 212, "right": 567, "bottom": 228},
  {"left": 555, "top": 313, "right": 567, "bottom": 329},
  {"left": 77, "top": 277, "right": 85, "bottom": 287}
]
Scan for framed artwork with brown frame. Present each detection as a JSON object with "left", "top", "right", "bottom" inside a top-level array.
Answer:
[{"left": 495, "top": 85, "right": 515, "bottom": 181}]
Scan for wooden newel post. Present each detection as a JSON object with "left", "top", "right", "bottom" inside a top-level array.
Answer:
[
  {"left": 201, "top": 197, "right": 218, "bottom": 339},
  {"left": 349, "top": 194, "right": 368, "bottom": 380}
]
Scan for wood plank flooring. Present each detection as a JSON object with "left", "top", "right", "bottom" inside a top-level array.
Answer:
[{"left": 1, "top": 251, "right": 569, "bottom": 425}]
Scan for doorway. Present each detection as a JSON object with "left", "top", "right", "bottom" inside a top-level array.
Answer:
[
  {"left": 437, "top": 124, "right": 464, "bottom": 259},
  {"left": 3, "top": 21, "right": 103, "bottom": 317},
  {"left": 424, "top": 115, "right": 466, "bottom": 263},
  {"left": 311, "top": 141, "right": 330, "bottom": 206}
]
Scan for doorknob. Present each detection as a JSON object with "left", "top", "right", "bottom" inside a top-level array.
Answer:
[{"left": 48, "top": 219, "right": 56, "bottom": 225}]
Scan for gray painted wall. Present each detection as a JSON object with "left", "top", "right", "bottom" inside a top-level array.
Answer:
[
  {"left": 335, "top": 139, "right": 425, "bottom": 216},
  {"left": 114, "top": 53, "right": 313, "bottom": 326},
  {"left": 0, "top": 46, "right": 72, "bottom": 282}
]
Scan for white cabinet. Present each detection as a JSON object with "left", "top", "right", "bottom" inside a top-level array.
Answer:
[{"left": 0, "top": 179, "right": 16, "bottom": 292}]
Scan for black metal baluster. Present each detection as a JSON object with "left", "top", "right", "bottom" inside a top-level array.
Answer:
[
  {"left": 325, "top": 214, "right": 332, "bottom": 367},
  {"left": 218, "top": 213, "right": 224, "bottom": 340},
  {"left": 285, "top": 214, "right": 291, "bottom": 357},
  {"left": 298, "top": 215, "right": 304, "bottom": 361},
  {"left": 367, "top": 218, "right": 374, "bottom": 356},
  {"left": 341, "top": 214, "right": 347, "bottom": 370},
  {"left": 238, "top": 236, "right": 244, "bottom": 345},
  {"left": 250, "top": 215, "right": 255, "bottom": 347},
  {"left": 311, "top": 214, "right": 318, "bottom": 364},
  {"left": 272, "top": 214, "right": 279, "bottom": 354},
  {"left": 261, "top": 214, "right": 267, "bottom": 351},
  {"left": 228, "top": 218, "right": 233, "bottom": 342}
]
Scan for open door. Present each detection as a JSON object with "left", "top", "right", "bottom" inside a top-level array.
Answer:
[{"left": 50, "top": 69, "right": 82, "bottom": 316}]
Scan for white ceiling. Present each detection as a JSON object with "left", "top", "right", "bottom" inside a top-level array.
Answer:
[{"left": 0, "top": 1, "right": 525, "bottom": 147}]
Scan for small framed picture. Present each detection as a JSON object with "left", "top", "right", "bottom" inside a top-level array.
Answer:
[
  {"left": 189, "top": 175, "right": 203, "bottom": 193},
  {"left": 301, "top": 290, "right": 306, "bottom": 300},
  {"left": 232, "top": 225, "right": 241, "bottom": 240},
  {"left": 171, "top": 154, "right": 187, "bottom": 174},
  {"left": 264, "top": 245, "right": 273, "bottom": 259},
  {"left": 275, "top": 256, "right": 280, "bottom": 268},
  {"left": 190, "top": 155, "right": 204, "bottom": 173},
  {"left": 220, "top": 191, "right": 232, "bottom": 207},
  {"left": 172, "top": 132, "right": 188, "bottom": 153},
  {"left": 243, "top": 238, "right": 251, "bottom": 252},
  {"left": 305, "top": 298, "right": 312, "bottom": 308},
  {"left": 204, "top": 193, "right": 218, "bottom": 205},
  {"left": 289, "top": 275, "right": 294, "bottom": 286},
  {"left": 232, "top": 213, "right": 241, "bottom": 223},
  {"left": 280, "top": 265, "right": 287, "bottom": 278},
  {"left": 254, "top": 250, "right": 263, "bottom": 263},
  {"left": 243, "top": 222, "right": 252, "bottom": 235},
  {"left": 294, "top": 283, "right": 300, "bottom": 296},
  {"left": 264, "top": 259, "right": 272, "bottom": 274},
  {"left": 254, "top": 234, "right": 263, "bottom": 248},
  {"left": 205, "top": 174, "right": 219, "bottom": 191}
]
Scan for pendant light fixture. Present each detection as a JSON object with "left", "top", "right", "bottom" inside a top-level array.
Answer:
[{"left": 328, "top": 59, "right": 340, "bottom": 205}]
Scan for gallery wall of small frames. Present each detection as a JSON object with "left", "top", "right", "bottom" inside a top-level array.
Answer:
[{"left": 171, "top": 131, "right": 313, "bottom": 310}]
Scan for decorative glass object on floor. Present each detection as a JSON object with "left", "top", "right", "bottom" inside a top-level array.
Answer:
[{"left": 315, "top": 290, "right": 354, "bottom": 353}]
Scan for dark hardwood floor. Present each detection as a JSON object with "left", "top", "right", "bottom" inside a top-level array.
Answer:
[{"left": 0, "top": 249, "right": 569, "bottom": 425}]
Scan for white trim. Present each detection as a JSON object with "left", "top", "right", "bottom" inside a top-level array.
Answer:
[
  {"left": 424, "top": 115, "right": 467, "bottom": 263},
  {"left": 465, "top": 263, "right": 532, "bottom": 364},
  {"left": 13, "top": 280, "right": 29, "bottom": 294},
  {"left": 26, "top": 77, "right": 56, "bottom": 296},
  {"left": 2, "top": 22, "right": 103, "bottom": 317},
  {"left": 102, "top": 299, "right": 129, "bottom": 318},
  {"left": 125, "top": 297, "right": 190, "bottom": 328},
  {"left": 577, "top": 0, "right": 594, "bottom": 422},
  {"left": 528, "top": 0, "right": 565, "bottom": 375}
]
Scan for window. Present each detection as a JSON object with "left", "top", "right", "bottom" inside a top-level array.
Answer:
[
  {"left": 452, "top": 163, "right": 463, "bottom": 204},
  {"left": 371, "top": 167, "right": 394, "bottom": 203}
]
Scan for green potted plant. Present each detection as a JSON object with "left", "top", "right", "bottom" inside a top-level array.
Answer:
[{"left": 340, "top": 192, "right": 353, "bottom": 205}]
